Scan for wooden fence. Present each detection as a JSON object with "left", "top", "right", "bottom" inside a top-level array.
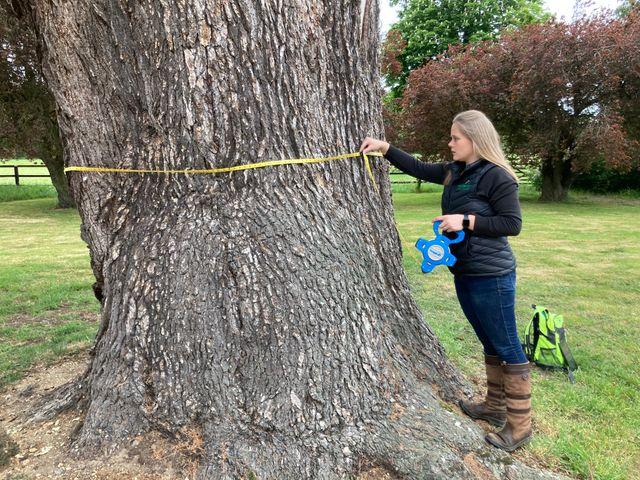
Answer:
[{"left": 0, "top": 164, "right": 51, "bottom": 185}]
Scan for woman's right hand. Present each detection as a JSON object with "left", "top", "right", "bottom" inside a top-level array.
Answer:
[{"left": 359, "top": 137, "right": 390, "bottom": 155}]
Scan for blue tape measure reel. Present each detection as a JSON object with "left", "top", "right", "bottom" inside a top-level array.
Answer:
[{"left": 415, "top": 220, "right": 465, "bottom": 273}]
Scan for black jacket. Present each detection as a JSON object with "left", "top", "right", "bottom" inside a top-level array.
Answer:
[{"left": 384, "top": 144, "right": 522, "bottom": 276}]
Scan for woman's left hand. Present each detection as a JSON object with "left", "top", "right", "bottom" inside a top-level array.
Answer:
[{"left": 432, "top": 214, "right": 464, "bottom": 232}]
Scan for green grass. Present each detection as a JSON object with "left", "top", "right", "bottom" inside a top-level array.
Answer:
[
  {"left": 0, "top": 198, "right": 99, "bottom": 387},
  {"left": 0, "top": 186, "right": 638, "bottom": 479},
  {"left": 394, "top": 184, "right": 640, "bottom": 480},
  {"left": 0, "top": 185, "right": 57, "bottom": 203},
  {"left": 0, "top": 158, "right": 56, "bottom": 203}
]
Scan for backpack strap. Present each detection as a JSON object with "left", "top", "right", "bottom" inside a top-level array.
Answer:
[
  {"left": 557, "top": 327, "right": 578, "bottom": 383},
  {"left": 530, "top": 305, "right": 547, "bottom": 360},
  {"left": 522, "top": 315, "right": 534, "bottom": 360},
  {"left": 522, "top": 309, "right": 538, "bottom": 361}
]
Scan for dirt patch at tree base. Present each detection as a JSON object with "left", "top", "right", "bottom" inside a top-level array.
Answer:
[
  {"left": 0, "top": 355, "right": 186, "bottom": 480},
  {"left": 1, "top": 309, "right": 99, "bottom": 329}
]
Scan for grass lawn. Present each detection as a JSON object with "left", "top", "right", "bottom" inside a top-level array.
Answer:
[
  {"left": 0, "top": 196, "right": 99, "bottom": 385},
  {"left": 0, "top": 183, "right": 638, "bottom": 479},
  {"left": 0, "top": 159, "right": 56, "bottom": 203}
]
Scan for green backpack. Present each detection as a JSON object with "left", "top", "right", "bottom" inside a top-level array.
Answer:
[{"left": 522, "top": 305, "right": 578, "bottom": 383}]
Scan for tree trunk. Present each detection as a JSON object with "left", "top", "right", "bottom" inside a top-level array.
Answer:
[
  {"left": 40, "top": 110, "right": 75, "bottom": 208},
  {"left": 40, "top": 147, "right": 76, "bottom": 208},
  {"left": 16, "top": 1, "right": 560, "bottom": 478},
  {"left": 539, "top": 155, "right": 573, "bottom": 201}
]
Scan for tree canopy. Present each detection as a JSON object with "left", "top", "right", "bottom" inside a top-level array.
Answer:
[
  {"left": 382, "top": 0, "right": 551, "bottom": 96},
  {"left": 0, "top": 2, "right": 74, "bottom": 207},
  {"left": 386, "top": 9, "right": 640, "bottom": 201}
]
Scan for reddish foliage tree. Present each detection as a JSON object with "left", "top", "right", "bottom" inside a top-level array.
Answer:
[
  {"left": 394, "top": 11, "right": 640, "bottom": 201},
  {"left": 380, "top": 29, "right": 406, "bottom": 79},
  {"left": 610, "top": 5, "right": 640, "bottom": 140}
]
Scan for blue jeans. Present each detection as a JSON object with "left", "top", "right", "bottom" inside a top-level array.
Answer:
[{"left": 454, "top": 270, "right": 527, "bottom": 364}]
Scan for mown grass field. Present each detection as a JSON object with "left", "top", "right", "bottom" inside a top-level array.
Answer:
[
  {"left": 0, "top": 159, "right": 56, "bottom": 203},
  {"left": 0, "top": 194, "right": 99, "bottom": 385},
  {"left": 0, "top": 181, "right": 638, "bottom": 480}
]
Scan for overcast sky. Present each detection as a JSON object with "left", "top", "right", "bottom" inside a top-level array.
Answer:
[{"left": 379, "top": 0, "right": 624, "bottom": 35}]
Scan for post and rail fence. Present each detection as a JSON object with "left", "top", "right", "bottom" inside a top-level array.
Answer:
[{"left": 0, "top": 164, "right": 51, "bottom": 185}]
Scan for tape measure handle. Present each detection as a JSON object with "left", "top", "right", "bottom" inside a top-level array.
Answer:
[
  {"left": 432, "top": 220, "right": 465, "bottom": 244},
  {"left": 449, "top": 229, "right": 465, "bottom": 245}
]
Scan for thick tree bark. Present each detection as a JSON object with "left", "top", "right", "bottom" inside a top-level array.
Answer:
[{"left": 15, "top": 1, "right": 562, "bottom": 478}]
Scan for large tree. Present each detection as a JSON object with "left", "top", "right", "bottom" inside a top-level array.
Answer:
[
  {"left": 0, "top": 2, "right": 74, "bottom": 208},
  {"left": 6, "top": 1, "right": 561, "bottom": 478}
]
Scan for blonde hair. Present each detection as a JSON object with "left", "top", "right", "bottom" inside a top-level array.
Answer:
[{"left": 451, "top": 110, "right": 519, "bottom": 182}]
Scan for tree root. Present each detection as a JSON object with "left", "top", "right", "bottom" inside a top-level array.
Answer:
[
  {"left": 189, "top": 383, "right": 566, "bottom": 480},
  {"left": 25, "top": 368, "right": 90, "bottom": 425},
  {"left": 25, "top": 368, "right": 564, "bottom": 479},
  {"left": 19, "top": 351, "right": 567, "bottom": 480}
]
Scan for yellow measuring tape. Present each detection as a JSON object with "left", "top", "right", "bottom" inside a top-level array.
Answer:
[{"left": 64, "top": 150, "right": 383, "bottom": 193}]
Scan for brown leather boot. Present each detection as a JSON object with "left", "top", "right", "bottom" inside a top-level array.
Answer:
[
  {"left": 459, "top": 354, "right": 506, "bottom": 428},
  {"left": 485, "top": 362, "right": 533, "bottom": 452}
]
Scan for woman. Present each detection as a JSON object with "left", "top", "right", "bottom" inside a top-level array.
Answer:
[{"left": 359, "top": 110, "right": 532, "bottom": 452}]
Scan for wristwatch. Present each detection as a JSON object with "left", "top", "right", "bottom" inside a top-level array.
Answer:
[{"left": 463, "top": 213, "right": 470, "bottom": 230}]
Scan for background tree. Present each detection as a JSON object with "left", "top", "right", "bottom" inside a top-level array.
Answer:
[
  {"left": 5, "top": 0, "right": 561, "bottom": 478},
  {"left": 0, "top": 2, "right": 74, "bottom": 208},
  {"left": 396, "top": 11, "right": 639, "bottom": 201},
  {"left": 571, "top": 1, "right": 640, "bottom": 196},
  {"left": 616, "top": 0, "right": 640, "bottom": 17},
  {"left": 381, "top": 0, "right": 551, "bottom": 97},
  {"left": 613, "top": 1, "right": 640, "bottom": 146}
]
